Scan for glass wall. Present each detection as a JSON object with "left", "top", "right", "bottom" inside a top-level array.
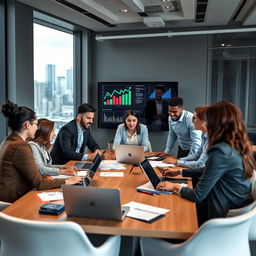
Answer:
[
  {"left": 33, "top": 23, "right": 74, "bottom": 133},
  {"left": 209, "top": 32, "right": 256, "bottom": 130}
]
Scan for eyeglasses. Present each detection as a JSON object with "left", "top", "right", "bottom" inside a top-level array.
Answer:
[{"left": 30, "top": 122, "right": 38, "bottom": 127}]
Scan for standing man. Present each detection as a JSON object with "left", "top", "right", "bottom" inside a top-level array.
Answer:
[
  {"left": 51, "top": 103, "right": 103, "bottom": 164},
  {"left": 164, "top": 97, "right": 201, "bottom": 158},
  {"left": 145, "top": 86, "right": 169, "bottom": 131}
]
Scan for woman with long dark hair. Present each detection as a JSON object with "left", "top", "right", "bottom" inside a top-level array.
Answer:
[
  {"left": 113, "top": 110, "right": 150, "bottom": 152},
  {"left": 29, "top": 119, "right": 78, "bottom": 176},
  {"left": 0, "top": 101, "right": 81, "bottom": 203},
  {"left": 157, "top": 101, "right": 255, "bottom": 223}
]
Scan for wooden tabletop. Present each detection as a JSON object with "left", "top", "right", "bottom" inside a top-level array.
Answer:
[{"left": 3, "top": 153, "right": 198, "bottom": 239}]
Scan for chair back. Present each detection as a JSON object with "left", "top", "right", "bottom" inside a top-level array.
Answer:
[
  {"left": 0, "top": 201, "right": 11, "bottom": 211},
  {"left": 141, "top": 205, "right": 256, "bottom": 256},
  {"left": 0, "top": 212, "right": 120, "bottom": 256}
]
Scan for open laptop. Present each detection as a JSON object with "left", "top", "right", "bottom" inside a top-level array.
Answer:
[
  {"left": 62, "top": 186, "right": 129, "bottom": 221},
  {"left": 75, "top": 153, "right": 102, "bottom": 186},
  {"left": 73, "top": 153, "right": 101, "bottom": 169},
  {"left": 115, "top": 145, "right": 144, "bottom": 164},
  {"left": 140, "top": 159, "right": 188, "bottom": 189}
]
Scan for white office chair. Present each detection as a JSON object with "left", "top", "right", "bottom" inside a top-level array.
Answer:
[
  {"left": 0, "top": 201, "right": 11, "bottom": 211},
  {"left": 140, "top": 205, "right": 256, "bottom": 256},
  {"left": 0, "top": 212, "right": 121, "bottom": 256},
  {"left": 147, "top": 140, "right": 152, "bottom": 152}
]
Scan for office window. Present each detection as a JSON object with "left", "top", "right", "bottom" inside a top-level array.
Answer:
[
  {"left": 33, "top": 23, "right": 74, "bottom": 133},
  {"left": 209, "top": 32, "right": 256, "bottom": 129}
]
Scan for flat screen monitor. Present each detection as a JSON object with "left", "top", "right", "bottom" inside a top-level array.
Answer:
[{"left": 98, "top": 81, "right": 178, "bottom": 130}]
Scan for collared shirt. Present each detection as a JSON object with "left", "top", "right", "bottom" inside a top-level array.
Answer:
[
  {"left": 75, "top": 123, "right": 88, "bottom": 161},
  {"left": 177, "top": 133, "right": 208, "bottom": 168},
  {"left": 164, "top": 110, "right": 202, "bottom": 155},
  {"left": 154, "top": 100, "right": 163, "bottom": 126}
]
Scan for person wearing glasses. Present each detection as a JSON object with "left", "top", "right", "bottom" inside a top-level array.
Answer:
[
  {"left": 157, "top": 101, "right": 255, "bottom": 224},
  {"left": 162, "top": 105, "right": 209, "bottom": 168},
  {"left": 163, "top": 97, "right": 202, "bottom": 158},
  {"left": 0, "top": 101, "right": 82, "bottom": 203},
  {"left": 29, "top": 119, "right": 78, "bottom": 176}
]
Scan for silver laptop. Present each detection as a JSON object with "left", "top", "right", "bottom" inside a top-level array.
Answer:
[
  {"left": 115, "top": 145, "right": 145, "bottom": 164},
  {"left": 62, "top": 186, "right": 129, "bottom": 221}
]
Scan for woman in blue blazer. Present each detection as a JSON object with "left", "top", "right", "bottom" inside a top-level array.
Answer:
[
  {"left": 113, "top": 110, "right": 150, "bottom": 152},
  {"left": 157, "top": 101, "right": 255, "bottom": 224}
]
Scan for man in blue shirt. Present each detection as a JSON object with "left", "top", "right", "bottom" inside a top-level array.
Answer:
[
  {"left": 51, "top": 103, "right": 104, "bottom": 164},
  {"left": 164, "top": 97, "right": 201, "bottom": 158}
]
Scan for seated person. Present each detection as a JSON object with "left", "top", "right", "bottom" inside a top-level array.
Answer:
[
  {"left": 51, "top": 103, "right": 104, "bottom": 165},
  {"left": 29, "top": 119, "right": 78, "bottom": 176},
  {"left": 0, "top": 101, "right": 81, "bottom": 203},
  {"left": 157, "top": 101, "right": 255, "bottom": 225},
  {"left": 163, "top": 105, "right": 209, "bottom": 168},
  {"left": 113, "top": 110, "right": 150, "bottom": 152}
]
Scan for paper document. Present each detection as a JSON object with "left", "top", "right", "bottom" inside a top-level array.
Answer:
[
  {"left": 99, "top": 160, "right": 126, "bottom": 170},
  {"left": 123, "top": 201, "right": 169, "bottom": 222},
  {"left": 149, "top": 161, "right": 175, "bottom": 168},
  {"left": 137, "top": 181, "right": 172, "bottom": 195},
  {"left": 52, "top": 170, "right": 88, "bottom": 180},
  {"left": 37, "top": 191, "right": 63, "bottom": 202},
  {"left": 100, "top": 172, "right": 124, "bottom": 177}
]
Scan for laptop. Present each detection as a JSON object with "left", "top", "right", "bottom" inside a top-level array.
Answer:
[
  {"left": 73, "top": 153, "right": 101, "bottom": 169},
  {"left": 115, "top": 145, "right": 145, "bottom": 164},
  {"left": 75, "top": 153, "right": 102, "bottom": 186},
  {"left": 140, "top": 159, "right": 188, "bottom": 189},
  {"left": 62, "top": 186, "right": 129, "bottom": 221}
]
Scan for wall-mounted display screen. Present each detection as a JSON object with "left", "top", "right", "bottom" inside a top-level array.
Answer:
[{"left": 98, "top": 82, "right": 178, "bottom": 130}]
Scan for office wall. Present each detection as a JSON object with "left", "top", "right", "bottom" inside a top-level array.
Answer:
[{"left": 91, "top": 35, "right": 208, "bottom": 152}]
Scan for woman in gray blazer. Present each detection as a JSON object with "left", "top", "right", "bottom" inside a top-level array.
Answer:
[
  {"left": 113, "top": 110, "right": 150, "bottom": 152},
  {"left": 29, "top": 119, "right": 78, "bottom": 176},
  {"left": 157, "top": 101, "right": 255, "bottom": 224}
]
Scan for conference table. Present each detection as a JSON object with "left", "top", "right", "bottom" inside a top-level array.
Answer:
[{"left": 3, "top": 152, "right": 198, "bottom": 240}]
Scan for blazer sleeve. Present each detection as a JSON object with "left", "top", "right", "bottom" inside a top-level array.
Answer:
[
  {"left": 85, "top": 129, "right": 101, "bottom": 152},
  {"left": 113, "top": 125, "right": 123, "bottom": 146},
  {"left": 13, "top": 143, "right": 64, "bottom": 189},
  {"left": 29, "top": 143, "right": 60, "bottom": 176},
  {"left": 57, "top": 128, "right": 85, "bottom": 161},
  {"left": 139, "top": 125, "right": 149, "bottom": 152},
  {"left": 180, "top": 147, "right": 228, "bottom": 203}
]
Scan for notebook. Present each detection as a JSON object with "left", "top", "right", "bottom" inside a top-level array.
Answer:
[
  {"left": 138, "top": 159, "right": 188, "bottom": 194},
  {"left": 73, "top": 153, "right": 101, "bottom": 169},
  {"left": 62, "top": 186, "right": 129, "bottom": 221},
  {"left": 115, "top": 145, "right": 144, "bottom": 164}
]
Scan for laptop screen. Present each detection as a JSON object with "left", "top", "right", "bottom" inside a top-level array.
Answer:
[{"left": 140, "top": 159, "right": 161, "bottom": 189}]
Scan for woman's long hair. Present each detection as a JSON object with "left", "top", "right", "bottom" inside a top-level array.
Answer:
[
  {"left": 206, "top": 101, "right": 255, "bottom": 178},
  {"left": 33, "top": 119, "right": 54, "bottom": 150},
  {"left": 194, "top": 105, "right": 209, "bottom": 122}
]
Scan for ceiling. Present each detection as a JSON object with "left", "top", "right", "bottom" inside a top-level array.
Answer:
[{"left": 17, "top": 0, "right": 256, "bottom": 34}]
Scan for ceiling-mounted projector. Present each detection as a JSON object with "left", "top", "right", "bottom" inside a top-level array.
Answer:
[{"left": 143, "top": 16, "right": 165, "bottom": 27}]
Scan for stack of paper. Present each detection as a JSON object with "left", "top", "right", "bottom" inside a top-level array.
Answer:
[
  {"left": 99, "top": 160, "right": 126, "bottom": 170},
  {"left": 149, "top": 161, "right": 175, "bottom": 168},
  {"left": 123, "top": 201, "right": 169, "bottom": 223},
  {"left": 37, "top": 191, "right": 63, "bottom": 201},
  {"left": 52, "top": 170, "right": 88, "bottom": 179}
]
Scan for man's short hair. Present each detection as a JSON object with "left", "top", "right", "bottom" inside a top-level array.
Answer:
[
  {"left": 155, "top": 85, "right": 164, "bottom": 92},
  {"left": 77, "top": 103, "right": 96, "bottom": 115},
  {"left": 169, "top": 97, "right": 183, "bottom": 107}
]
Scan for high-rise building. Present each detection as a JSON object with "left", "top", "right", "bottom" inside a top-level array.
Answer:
[
  {"left": 66, "top": 68, "right": 73, "bottom": 90},
  {"left": 45, "top": 64, "right": 56, "bottom": 101}
]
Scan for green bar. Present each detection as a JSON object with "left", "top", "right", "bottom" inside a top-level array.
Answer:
[
  {"left": 128, "top": 91, "right": 131, "bottom": 105},
  {"left": 110, "top": 99, "right": 113, "bottom": 105},
  {"left": 104, "top": 101, "right": 106, "bottom": 105},
  {"left": 125, "top": 93, "right": 128, "bottom": 105},
  {"left": 122, "top": 94, "right": 125, "bottom": 105}
]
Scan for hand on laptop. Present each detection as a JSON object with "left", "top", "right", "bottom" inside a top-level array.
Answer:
[
  {"left": 163, "top": 157, "right": 177, "bottom": 164},
  {"left": 153, "top": 152, "right": 167, "bottom": 157},
  {"left": 59, "top": 166, "right": 78, "bottom": 176},
  {"left": 65, "top": 176, "right": 82, "bottom": 185},
  {"left": 156, "top": 181, "right": 181, "bottom": 193},
  {"left": 87, "top": 150, "right": 105, "bottom": 161},
  {"left": 156, "top": 167, "right": 182, "bottom": 178}
]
